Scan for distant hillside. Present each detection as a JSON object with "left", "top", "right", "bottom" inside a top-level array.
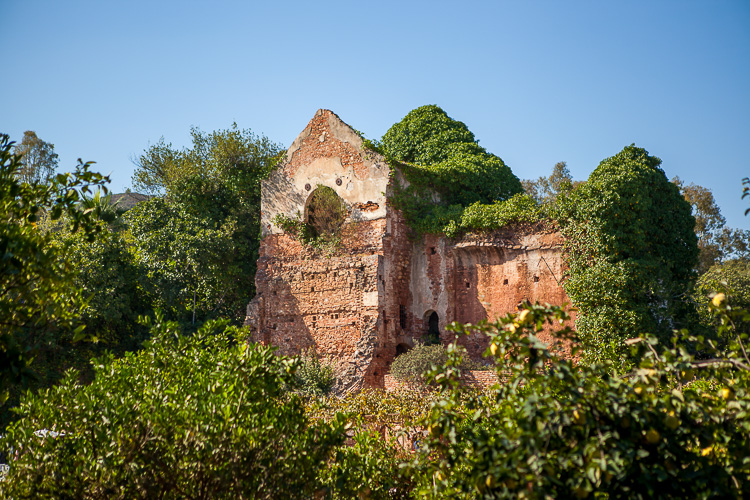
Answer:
[{"left": 110, "top": 192, "right": 153, "bottom": 211}]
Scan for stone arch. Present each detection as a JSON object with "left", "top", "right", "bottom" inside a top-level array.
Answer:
[
  {"left": 303, "top": 185, "right": 347, "bottom": 238},
  {"left": 424, "top": 310, "right": 440, "bottom": 345}
]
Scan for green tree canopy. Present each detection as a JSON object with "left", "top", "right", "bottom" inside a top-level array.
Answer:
[
  {"left": 562, "top": 145, "right": 699, "bottom": 363},
  {"left": 0, "top": 134, "right": 108, "bottom": 402},
  {"left": 522, "top": 161, "right": 580, "bottom": 204},
  {"left": 13, "top": 131, "right": 59, "bottom": 184},
  {"left": 128, "top": 125, "right": 284, "bottom": 324},
  {"left": 379, "top": 105, "right": 524, "bottom": 234},
  {"left": 672, "top": 176, "right": 750, "bottom": 272},
  {"left": 132, "top": 123, "right": 282, "bottom": 196}
]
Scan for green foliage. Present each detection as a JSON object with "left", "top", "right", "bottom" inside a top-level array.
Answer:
[
  {"left": 446, "top": 193, "right": 546, "bottom": 237},
  {"left": 408, "top": 303, "right": 750, "bottom": 499},
  {"left": 390, "top": 343, "right": 485, "bottom": 385},
  {"left": 0, "top": 316, "right": 347, "bottom": 499},
  {"left": 319, "top": 428, "right": 412, "bottom": 499},
  {"left": 272, "top": 185, "right": 348, "bottom": 255},
  {"left": 0, "top": 133, "right": 108, "bottom": 403},
  {"left": 379, "top": 105, "right": 524, "bottom": 236},
  {"left": 306, "top": 185, "right": 347, "bottom": 239},
  {"left": 673, "top": 176, "right": 750, "bottom": 272},
  {"left": 131, "top": 123, "right": 282, "bottom": 196},
  {"left": 13, "top": 130, "right": 59, "bottom": 185},
  {"left": 522, "top": 161, "right": 579, "bottom": 205},
  {"left": 126, "top": 196, "right": 246, "bottom": 323},
  {"left": 695, "top": 260, "right": 750, "bottom": 343},
  {"left": 125, "top": 125, "right": 283, "bottom": 324},
  {"left": 561, "top": 145, "right": 699, "bottom": 363},
  {"left": 292, "top": 351, "right": 336, "bottom": 397}
]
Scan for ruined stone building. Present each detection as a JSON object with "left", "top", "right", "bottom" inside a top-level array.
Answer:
[{"left": 245, "top": 110, "right": 572, "bottom": 392}]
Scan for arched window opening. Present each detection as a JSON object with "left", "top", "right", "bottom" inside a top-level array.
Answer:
[{"left": 304, "top": 185, "right": 347, "bottom": 239}]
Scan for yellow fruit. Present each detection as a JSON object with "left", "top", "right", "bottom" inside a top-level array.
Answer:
[
  {"left": 720, "top": 387, "right": 734, "bottom": 400},
  {"left": 665, "top": 415, "right": 679, "bottom": 430},
  {"left": 573, "top": 409, "right": 585, "bottom": 425},
  {"left": 634, "top": 386, "right": 643, "bottom": 396},
  {"left": 645, "top": 429, "right": 661, "bottom": 444},
  {"left": 701, "top": 446, "right": 713, "bottom": 456},
  {"left": 435, "top": 471, "right": 444, "bottom": 481},
  {"left": 518, "top": 310, "right": 531, "bottom": 325},
  {"left": 712, "top": 293, "right": 726, "bottom": 307},
  {"left": 485, "top": 476, "right": 495, "bottom": 488},
  {"left": 680, "top": 369, "right": 694, "bottom": 382},
  {"left": 490, "top": 343, "right": 498, "bottom": 356}
]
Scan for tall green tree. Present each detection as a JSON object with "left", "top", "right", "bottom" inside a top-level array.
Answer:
[
  {"left": 13, "top": 131, "right": 59, "bottom": 184},
  {"left": 522, "top": 161, "right": 579, "bottom": 204},
  {"left": 0, "top": 133, "right": 108, "bottom": 403},
  {"left": 672, "top": 176, "right": 750, "bottom": 272},
  {"left": 128, "top": 125, "right": 283, "bottom": 324},
  {"left": 562, "top": 145, "right": 698, "bottom": 363}
]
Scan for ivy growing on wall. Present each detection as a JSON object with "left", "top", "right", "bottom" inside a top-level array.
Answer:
[
  {"left": 559, "top": 145, "right": 699, "bottom": 364},
  {"left": 374, "top": 105, "right": 527, "bottom": 236}
]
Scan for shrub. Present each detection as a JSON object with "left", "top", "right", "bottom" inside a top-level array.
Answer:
[
  {"left": 407, "top": 302, "right": 750, "bottom": 499},
  {"left": 390, "top": 343, "right": 484, "bottom": 385},
  {"left": 0, "top": 315, "right": 346, "bottom": 499},
  {"left": 293, "top": 351, "right": 336, "bottom": 397},
  {"left": 379, "top": 105, "right": 524, "bottom": 236}
]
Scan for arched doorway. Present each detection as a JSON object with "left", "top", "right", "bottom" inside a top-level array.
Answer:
[{"left": 425, "top": 311, "right": 440, "bottom": 345}]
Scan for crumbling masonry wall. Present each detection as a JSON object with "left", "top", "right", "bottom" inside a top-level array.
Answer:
[{"left": 246, "top": 109, "right": 574, "bottom": 393}]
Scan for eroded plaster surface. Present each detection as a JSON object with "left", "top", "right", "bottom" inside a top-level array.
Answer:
[{"left": 246, "top": 110, "right": 574, "bottom": 392}]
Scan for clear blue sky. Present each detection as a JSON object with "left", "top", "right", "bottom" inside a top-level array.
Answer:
[{"left": 3, "top": 0, "right": 749, "bottom": 228}]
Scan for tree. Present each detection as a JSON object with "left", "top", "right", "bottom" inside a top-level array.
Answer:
[
  {"left": 1, "top": 317, "right": 347, "bottom": 498},
  {"left": 410, "top": 303, "right": 750, "bottom": 499},
  {"left": 562, "top": 145, "right": 699, "bottom": 363},
  {"left": 522, "top": 161, "right": 578, "bottom": 204},
  {"left": 672, "top": 176, "right": 750, "bottom": 272},
  {"left": 379, "top": 105, "right": 523, "bottom": 234},
  {"left": 13, "top": 131, "right": 59, "bottom": 184},
  {"left": 128, "top": 125, "right": 283, "bottom": 323},
  {"left": 131, "top": 123, "right": 281, "bottom": 196},
  {"left": 0, "top": 133, "right": 108, "bottom": 404}
]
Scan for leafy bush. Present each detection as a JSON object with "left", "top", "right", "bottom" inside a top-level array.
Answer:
[
  {"left": 292, "top": 351, "right": 336, "bottom": 397},
  {"left": 560, "top": 145, "right": 699, "bottom": 364},
  {"left": 306, "top": 185, "right": 347, "bottom": 239},
  {"left": 406, "top": 302, "right": 750, "bottom": 499},
  {"left": 390, "top": 343, "right": 485, "bottom": 385},
  {"left": 0, "top": 315, "right": 346, "bottom": 499},
  {"left": 379, "top": 105, "right": 524, "bottom": 236}
]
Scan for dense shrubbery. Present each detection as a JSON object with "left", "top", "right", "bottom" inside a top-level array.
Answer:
[
  {"left": 408, "top": 302, "right": 750, "bottom": 499},
  {"left": 390, "top": 343, "right": 486, "bottom": 385},
  {"left": 560, "top": 145, "right": 699, "bottom": 364},
  {"left": 0, "top": 316, "right": 347, "bottom": 499},
  {"left": 377, "top": 105, "right": 525, "bottom": 235},
  {"left": 4, "top": 302, "right": 748, "bottom": 498}
]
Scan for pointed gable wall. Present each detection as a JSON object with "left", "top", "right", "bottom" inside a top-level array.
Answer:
[{"left": 260, "top": 109, "right": 390, "bottom": 237}]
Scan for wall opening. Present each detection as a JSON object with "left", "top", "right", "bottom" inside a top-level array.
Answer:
[
  {"left": 425, "top": 311, "right": 440, "bottom": 345},
  {"left": 399, "top": 304, "right": 407, "bottom": 330},
  {"left": 396, "top": 343, "right": 411, "bottom": 356},
  {"left": 304, "top": 185, "right": 347, "bottom": 239}
]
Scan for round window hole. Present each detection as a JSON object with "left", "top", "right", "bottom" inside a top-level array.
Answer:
[{"left": 336, "top": 178, "right": 342, "bottom": 186}]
